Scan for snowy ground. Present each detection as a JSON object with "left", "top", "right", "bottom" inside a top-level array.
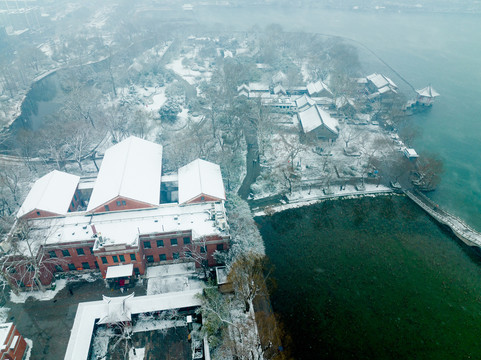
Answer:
[
  {"left": 0, "top": 306, "right": 10, "bottom": 323},
  {"left": 166, "top": 47, "right": 213, "bottom": 85},
  {"left": 24, "top": 339, "right": 33, "bottom": 360},
  {"left": 146, "top": 263, "right": 204, "bottom": 296},
  {"left": 9, "top": 272, "right": 101, "bottom": 304},
  {"left": 253, "top": 117, "right": 402, "bottom": 200}
]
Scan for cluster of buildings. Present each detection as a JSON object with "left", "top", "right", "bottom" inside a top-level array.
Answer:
[{"left": 1, "top": 136, "right": 230, "bottom": 290}]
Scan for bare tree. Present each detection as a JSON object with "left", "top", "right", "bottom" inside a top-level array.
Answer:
[
  {"left": 1, "top": 219, "right": 65, "bottom": 293},
  {"left": 181, "top": 236, "right": 209, "bottom": 278}
]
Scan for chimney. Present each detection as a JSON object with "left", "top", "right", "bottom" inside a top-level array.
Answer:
[{"left": 91, "top": 224, "right": 98, "bottom": 237}]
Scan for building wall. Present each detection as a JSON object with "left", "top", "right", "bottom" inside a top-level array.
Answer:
[
  {"left": 95, "top": 244, "right": 144, "bottom": 277},
  {"left": 0, "top": 324, "right": 27, "bottom": 360},
  {"left": 46, "top": 241, "right": 97, "bottom": 272},
  {"left": 90, "top": 197, "right": 156, "bottom": 214},
  {"left": 20, "top": 209, "right": 61, "bottom": 220},
  {"left": 184, "top": 194, "right": 222, "bottom": 205}
]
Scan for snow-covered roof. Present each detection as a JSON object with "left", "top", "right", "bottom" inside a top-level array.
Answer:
[
  {"left": 298, "top": 105, "right": 338, "bottom": 135},
  {"left": 416, "top": 85, "right": 440, "bottom": 98},
  {"left": 178, "top": 159, "right": 225, "bottom": 205},
  {"left": 273, "top": 84, "right": 286, "bottom": 95},
  {"left": 298, "top": 105, "right": 322, "bottom": 133},
  {"left": 248, "top": 82, "right": 269, "bottom": 92},
  {"left": 65, "top": 290, "right": 202, "bottom": 360},
  {"left": 17, "top": 170, "right": 79, "bottom": 218},
  {"left": 0, "top": 323, "right": 13, "bottom": 349},
  {"left": 97, "top": 293, "right": 134, "bottom": 325},
  {"left": 404, "top": 148, "right": 419, "bottom": 158},
  {"left": 106, "top": 264, "right": 134, "bottom": 279},
  {"left": 335, "top": 96, "right": 356, "bottom": 109},
  {"left": 307, "top": 81, "right": 332, "bottom": 97},
  {"left": 272, "top": 71, "right": 287, "bottom": 84},
  {"left": 26, "top": 202, "right": 227, "bottom": 252},
  {"left": 366, "top": 73, "right": 398, "bottom": 90},
  {"left": 295, "top": 94, "right": 316, "bottom": 111},
  {"left": 87, "top": 137, "right": 163, "bottom": 212}
]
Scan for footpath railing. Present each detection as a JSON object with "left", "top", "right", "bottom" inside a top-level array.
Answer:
[{"left": 405, "top": 190, "right": 481, "bottom": 247}]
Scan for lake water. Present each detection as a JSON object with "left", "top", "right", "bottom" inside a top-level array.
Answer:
[
  {"left": 196, "top": 6, "right": 481, "bottom": 230},
  {"left": 256, "top": 196, "right": 481, "bottom": 360}
]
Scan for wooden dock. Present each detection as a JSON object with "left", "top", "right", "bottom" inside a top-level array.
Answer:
[{"left": 405, "top": 190, "right": 481, "bottom": 247}]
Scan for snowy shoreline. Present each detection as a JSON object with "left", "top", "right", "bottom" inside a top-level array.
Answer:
[{"left": 253, "top": 185, "right": 399, "bottom": 216}]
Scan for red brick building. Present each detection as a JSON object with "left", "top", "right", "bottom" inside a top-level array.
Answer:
[
  {"left": 1, "top": 137, "right": 230, "bottom": 290},
  {"left": 0, "top": 322, "right": 28, "bottom": 360}
]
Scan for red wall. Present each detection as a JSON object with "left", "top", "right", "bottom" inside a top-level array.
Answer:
[
  {"left": 0, "top": 324, "right": 27, "bottom": 360},
  {"left": 91, "top": 196, "right": 156, "bottom": 213},
  {"left": 21, "top": 209, "right": 60, "bottom": 220},
  {"left": 185, "top": 194, "right": 223, "bottom": 205}
]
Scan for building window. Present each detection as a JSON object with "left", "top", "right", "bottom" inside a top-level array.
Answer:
[
  {"left": 26, "top": 264, "right": 34, "bottom": 272},
  {"left": 71, "top": 201, "right": 75, "bottom": 209},
  {"left": 36, "top": 211, "right": 40, "bottom": 216},
  {"left": 90, "top": 247, "right": 94, "bottom": 255},
  {"left": 216, "top": 244, "right": 224, "bottom": 251},
  {"left": 170, "top": 238, "right": 178, "bottom": 246},
  {"left": 116, "top": 201, "right": 121, "bottom": 206},
  {"left": 143, "top": 241, "right": 151, "bottom": 249},
  {"left": 173, "top": 252, "right": 179, "bottom": 260},
  {"left": 183, "top": 237, "right": 191, "bottom": 245},
  {"left": 76, "top": 248, "right": 85, "bottom": 256},
  {"left": 122, "top": 200, "right": 126, "bottom": 206},
  {"left": 55, "top": 265, "right": 63, "bottom": 272},
  {"left": 62, "top": 249, "right": 70, "bottom": 257},
  {"left": 200, "top": 246, "right": 206, "bottom": 253},
  {"left": 82, "top": 262, "right": 90, "bottom": 270},
  {"left": 101, "top": 256, "right": 108, "bottom": 264},
  {"left": 104, "top": 205, "right": 110, "bottom": 211},
  {"left": 49, "top": 251, "right": 57, "bottom": 258},
  {"left": 201, "top": 196, "right": 205, "bottom": 201},
  {"left": 134, "top": 267, "right": 140, "bottom": 276},
  {"left": 95, "top": 261, "right": 99, "bottom": 269},
  {"left": 130, "top": 254, "right": 136, "bottom": 261},
  {"left": 185, "top": 251, "right": 192, "bottom": 258},
  {"left": 68, "top": 263, "right": 76, "bottom": 271},
  {"left": 74, "top": 194, "right": 77, "bottom": 201},
  {"left": 159, "top": 254, "right": 166, "bottom": 261},
  {"left": 156, "top": 240, "right": 164, "bottom": 248},
  {"left": 146, "top": 255, "right": 154, "bottom": 263},
  {"left": 112, "top": 256, "right": 119, "bottom": 263},
  {"left": 119, "top": 255, "right": 125, "bottom": 262}
]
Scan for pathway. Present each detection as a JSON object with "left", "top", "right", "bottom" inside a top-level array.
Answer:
[{"left": 405, "top": 190, "right": 481, "bottom": 247}]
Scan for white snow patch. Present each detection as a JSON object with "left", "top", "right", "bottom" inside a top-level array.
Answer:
[
  {"left": 0, "top": 307, "right": 10, "bottom": 323},
  {"left": 129, "top": 347, "right": 145, "bottom": 359},
  {"left": 24, "top": 338, "right": 33, "bottom": 360}
]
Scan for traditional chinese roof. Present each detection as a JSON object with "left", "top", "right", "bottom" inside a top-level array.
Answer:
[
  {"left": 298, "top": 105, "right": 339, "bottom": 135},
  {"left": 416, "top": 85, "right": 440, "bottom": 98}
]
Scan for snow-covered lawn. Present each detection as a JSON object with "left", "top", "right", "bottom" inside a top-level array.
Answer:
[
  {"left": 9, "top": 272, "right": 100, "bottom": 304},
  {"left": 129, "top": 347, "right": 145, "bottom": 360},
  {"left": 146, "top": 263, "right": 204, "bottom": 296},
  {"left": 166, "top": 49, "right": 213, "bottom": 85},
  {"left": 253, "top": 118, "right": 401, "bottom": 200}
]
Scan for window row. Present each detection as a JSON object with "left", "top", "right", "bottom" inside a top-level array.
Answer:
[
  {"left": 143, "top": 237, "right": 190, "bottom": 249},
  {"left": 49, "top": 247, "right": 94, "bottom": 258},
  {"left": 55, "top": 261, "right": 98, "bottom": 272},
  {"left": 100, "top": 253, "right": 136, "bottom": 265},
  {"left": 146, "top": 253, "right": 178, "bottom": 263}
]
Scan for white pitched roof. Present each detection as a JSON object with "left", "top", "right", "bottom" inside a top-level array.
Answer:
[
  {"left": 17, "top": 170, "right": 79, "bottom": 218},
  {"left": 178, "top": 159, "right": 225, "bottom": 204},
  {"left": 97, "top": 293, "right": 134, "bottom": 325},
  {"left": 416, "top": 85, "right": 440, "bottom": 98},
  {"left": 307, "top": 81, "right": 333, "bottom": 97},
  {"left": 87, "top": 137, "right": 163, "bottom": 211},
  {"left": 295, "top": 94, "right": 316, "bottom": 110},
  {"left": 298, "top": 105, "right": 338, "bottom": 135},
  {"left": 367, "top": 73, "right": 398, "bottom": 90}
]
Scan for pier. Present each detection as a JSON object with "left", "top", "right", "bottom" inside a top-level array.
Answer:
[{"left": 405, "top": 190, "right": 481, "bottom": 247}]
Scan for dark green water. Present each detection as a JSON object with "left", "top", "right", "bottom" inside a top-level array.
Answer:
[{"left": 256, "top": 196, "right": 481, "bottom": 360}]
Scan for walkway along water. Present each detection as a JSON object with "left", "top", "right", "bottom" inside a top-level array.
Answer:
[{"left": 405, "top": 189, "right": 481, "bottom": 247}]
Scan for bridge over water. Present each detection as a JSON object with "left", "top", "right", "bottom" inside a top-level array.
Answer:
[{"left": 405, "top": 190, "right": 481, "bottom": 247}]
